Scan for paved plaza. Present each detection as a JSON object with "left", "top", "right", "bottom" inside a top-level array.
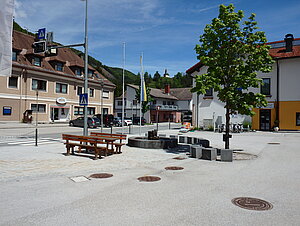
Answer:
[{"left": 0, "top": 128, "right": 299, "bottom": 226}]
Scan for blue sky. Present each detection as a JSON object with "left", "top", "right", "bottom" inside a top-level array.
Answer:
[{"left": 14, "top": 0, "right": 300, "bottom": 77}]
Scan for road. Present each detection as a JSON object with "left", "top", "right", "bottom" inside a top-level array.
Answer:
[{"left": 0, "top": 122, "right": 182, "bottom": 147}]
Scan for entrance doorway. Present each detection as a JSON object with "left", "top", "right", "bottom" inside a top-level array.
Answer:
[
  {"left": 50, "top": 107, "right": 70, "bottom": 122},
  {"left": 260, "top": 109, "right": 271, "bottom": 131}
]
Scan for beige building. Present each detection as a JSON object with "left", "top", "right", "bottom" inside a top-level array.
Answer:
[{"left": 0, "top": 31, "right": 115, "bottom": 123}]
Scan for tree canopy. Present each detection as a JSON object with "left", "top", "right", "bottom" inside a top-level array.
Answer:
[{"left": 191, "top": 4, "right": 274, "bottom": 148}]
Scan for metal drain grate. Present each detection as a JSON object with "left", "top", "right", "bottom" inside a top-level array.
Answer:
[
  {"left": 138, "top": 176, "right": 161, "bottom": 182},
  {"left": 173, "top": 157, "right": 186, "bottom": 160},
  {"left": 165, "top": 166, "right": 184, "bottom": 170},
  {"left": 89, "top": 173, "right": 113, "bottom": 179},
  {"left": 232, "top": 197, "right": 273, "bottom": 211}
]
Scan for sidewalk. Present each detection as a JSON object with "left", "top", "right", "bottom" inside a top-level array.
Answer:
[{"left": 0, "top": 121, "right": 69, "bottom": 129}]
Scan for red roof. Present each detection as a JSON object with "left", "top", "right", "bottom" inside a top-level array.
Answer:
[{"left": 186, "top": 38, "right": 300, "bottom": 74}]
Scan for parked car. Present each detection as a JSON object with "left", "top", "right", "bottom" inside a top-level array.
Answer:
[
  {"left": 69, "top": 117, "right": 100, "bottom": 128},
  {"left": 124, "top": 117, "right": 133, "bottom": 126},
  {"left": 113, "top": 117, "right": 122, "bottom": 127},
  {"left": 93, "top": 114, "right": 114, "bottom": 127},
  {"left": 132, "top": 116, "right": 146, "bottom": 125}
]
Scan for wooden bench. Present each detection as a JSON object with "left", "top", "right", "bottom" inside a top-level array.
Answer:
[
  {"left": 90, "top": 132, "right": 127, "bottom": 154},
  {"left": 62, "top": 134, "right": 108, "bottom": 160}
]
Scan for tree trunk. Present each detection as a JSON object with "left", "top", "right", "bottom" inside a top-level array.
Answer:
[{"left": 225, "top": 106, "right": 230, "bottom": 149}]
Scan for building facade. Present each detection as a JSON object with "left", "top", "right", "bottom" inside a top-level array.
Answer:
[
  {"left": 0, "top": 31, "right": 115, "bottom": 123},
  {"left": 187, "top": 34, "right": 300, "bottom": 131},
  {"left": 114, "top": 84, "right": 192, "bottom": 123}
]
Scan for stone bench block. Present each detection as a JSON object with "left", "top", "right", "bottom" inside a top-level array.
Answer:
[
  {"left": 159, "top": 134, "right": 166, "bottom": 137},
  {"left": 187, "top": 137, "right": 194, "bottom": 144},
  {"left": 190, "top": 145, "right": 202, "bottom": 158},
  {"left": 179, "top": 136, "right": 187, "bottom": 143},
  {"left": 195, "top": 138, "right": 210, "bottom": 148},
  {"left": 220, "top": 149, "right": 233, "bottom": 162},
  {"left": 202, "top": 148, "right": 217, "bottom": 161}
]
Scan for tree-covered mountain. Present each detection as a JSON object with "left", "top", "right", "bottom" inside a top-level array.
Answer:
[{"left": 13, "top": 21, "right": 192, "bottom": 97}]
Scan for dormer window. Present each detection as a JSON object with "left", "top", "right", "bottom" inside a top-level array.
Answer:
[
  {"left": 56, "top": 62, "right": 63, "bottom": 72},
  {"left": 88, "top": 70, "right": 93, "bottom": 76},
  {"left": 33, "top": 57, "right": 41, "bottom": 67},
  {"left": 75, "top": 68, "right": 82, "bottom": 76}
]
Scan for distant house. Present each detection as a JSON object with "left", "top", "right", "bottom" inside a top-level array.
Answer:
[
  {"left": 0, "top": 30, "right": 116, "bottom": 123},
  {"left": 114, "top": 84, "right": 193, "bottom": 123},
  {"left": 187, "top": 34, "right": 300, "bottom": 131}
]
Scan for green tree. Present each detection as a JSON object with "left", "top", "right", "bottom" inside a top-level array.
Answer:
[
  {"left": 191, "top": 4, "right": 274, "bottom": 149},
  {"left": 135, "top": 86, "right": 153, "bottom": 116},
  {"left": 153, "top": 71, "right": 161, "bottom": 82}
]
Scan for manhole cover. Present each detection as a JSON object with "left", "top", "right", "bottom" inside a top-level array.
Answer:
[
  {"left": 232, "top": 197, "right": 273, "bottom": 211},
  {"left": 268, "top": 142, "right": 280, "bottom": 145},
  {"left": 165, "top": 166, "right": 184, "bottom": 170},
  {"left": 138, "top": 176, "right": 161, "bottom": 182},
  {"left": 173, "top": 156, "right": 186, "bottom": 160},
  {"left": 89, "top": 173, "right": 113, "bottom": 179}
]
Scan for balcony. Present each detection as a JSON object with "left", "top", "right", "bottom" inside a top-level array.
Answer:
[{"left": 150, "top": 104, "right": 178, "bottom": 111}]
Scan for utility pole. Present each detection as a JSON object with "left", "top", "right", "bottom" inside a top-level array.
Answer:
[
  {"left": 83, "top": 0, "right": 89, "bottom": 136},
  {"left": 35, "top": 90, "right": 38, "bottom": 146}
]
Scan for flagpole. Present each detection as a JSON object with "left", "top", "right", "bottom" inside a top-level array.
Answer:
[
  {"left": 139, "top": 53, "right": 143, "bottom": 135},
  {"left": 122, "top": 42, "right": 125, "bottom": 134}
]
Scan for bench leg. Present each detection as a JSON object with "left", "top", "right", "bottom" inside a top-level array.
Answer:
[{"left": 66, "top": 145, "right": 71, "bottom": 156}]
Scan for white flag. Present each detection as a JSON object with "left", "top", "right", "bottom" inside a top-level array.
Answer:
[{"left": 0, "top": 0, "right": 14, "bottom": 76}]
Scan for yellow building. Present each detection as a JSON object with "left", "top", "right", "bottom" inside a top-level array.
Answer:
[
  {"left": 0, "top": 31, "right": 115, "bottom": 123},
  {"left": 252, "top": 34, "right": 300, "bottom": 131}
]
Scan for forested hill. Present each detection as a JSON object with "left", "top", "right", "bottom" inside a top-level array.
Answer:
[{"left": 13, "top": 21, "right": 192, "bottom": 97}]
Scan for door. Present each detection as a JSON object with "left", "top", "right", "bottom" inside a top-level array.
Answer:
[
  {"left": 54, "top": 108, "right": 59, "bottom": 120},
  {"left": 260, "top": 109, "right": 271, "bottom": 131}
]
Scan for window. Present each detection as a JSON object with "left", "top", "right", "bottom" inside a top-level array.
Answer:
[
  {"left": 117, "top": 101, "right": 122, "bottom": 106},
  {"left": 204, "top": 88, "right": 213, "bottom": 97},
  {"left": 102, "top": 108, "right": 108, "bottom": 115},
  {"left": 89, "top": 88, "right": 94, "bottom": 97},
  {"left": 31, "top": 104, "right": 46, "bottom": 113},
  {"left": 77, "top": 86, "right": 83, "bottom": 95},
  {"left": 3, "top": 106, "right": 12, "bottom": 115},
  {"left": 8, "top": 76, "right": 18, "bottom": 88},
  {"left": 152, "top": 100, "right": 156, "bottom": 105},
  {"left": 33, "top": 57, "right": 41, "bottom": 66},
  {"left": 56, "top": 83, "right": 68, "bottom": 94},
  {"left": 88, "top": 107, "right": 95, "bottom": 115},
  {"left": 296, "top": 113, "right": 300, "bottom": 126},
  {"left": 12, "top": 51, "right": 17, "bottom": 61},
  {"left": 163, "top": 101, "right": 166, "bottom": 105},
  {"left": 102, "top": 90, "right": 109, "bottom": 99},
  {"left": 56, "top": 62, "right": 63, "bottom": 72},
  {"left": 75, "top": 68, "right": 82, "bottom": 76},
  {"left": 88, "top": 70, "right": 93, "bottom": 76},
  {"left": 32, "top": 79, "right": 47, "bottom": 91},
  {"left": 74, "top": 107, "right": 84, "bottom": 115},
  {"left": 133, "top": 100, "right": 137, "bottom": 105},
  {"left": 261, "top": 78, "right": 271, "bottom": 95}
]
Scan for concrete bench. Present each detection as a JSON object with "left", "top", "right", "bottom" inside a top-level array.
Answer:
[
  {"left": 202, "top": 148, "right": 217, "bottom": 161},
  {"left": 190, "top": 145, "right": 202, "bottom": 159}
]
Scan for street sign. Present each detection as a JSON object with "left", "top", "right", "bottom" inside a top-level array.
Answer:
[
  {"left": 37, "top": 28, "right": 46, "bottom": 40},
  {"left": 32, "top": 41, "right": 46, "bottom": 53},
  {"left": 46, "top": 32, "right": 53, "bottom": 44},
  {"left": 79, "top": 93, "right": 88, "bottom": 106}
]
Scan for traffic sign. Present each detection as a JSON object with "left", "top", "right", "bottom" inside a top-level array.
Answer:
[
  {"left": 79, "top": 93, "right": 88, "bottom": 106},
  {"left": 46, "top": 32, "right": 53, "bottom": 44},
  {"left": 37, "top": 28, "right": 46, "bottom": 40}
]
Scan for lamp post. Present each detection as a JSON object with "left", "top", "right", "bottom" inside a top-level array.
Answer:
[
  {"left": 82, "top": 0, "right": 89, "bottom": 136},
  {"left": 100, "top": 78, "right": 104, "bottom": 132}
]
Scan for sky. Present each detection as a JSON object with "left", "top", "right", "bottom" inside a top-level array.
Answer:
[{"left": 14, "top": 0, "right": 300, "bottom": 77}]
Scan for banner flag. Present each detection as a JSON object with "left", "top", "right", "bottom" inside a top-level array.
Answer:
[
  {"left": 0, "top": 0, "right": 14, "bottom": 76},
  {"left": 140, "top": 55, "right": 147, "bottom": 102}
]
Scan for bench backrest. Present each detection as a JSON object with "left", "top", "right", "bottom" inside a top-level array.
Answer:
[
  {"left": 62, "top": 134, "right": 107, "bottom": 145},
  {"left": 90, "top": 132, "right": 127, "bottom": 140}
]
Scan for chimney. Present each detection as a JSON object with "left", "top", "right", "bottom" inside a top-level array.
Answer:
[
  {"left": 284, "top": 34, "right": 294, "bottom": 52},
  {"left": 164, "top": 84, "right": 170, "bottom": 94}
]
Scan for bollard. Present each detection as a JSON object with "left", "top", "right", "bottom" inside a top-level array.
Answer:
[{"left": 220, "top": 149, "right": 233, "bottom": 162}]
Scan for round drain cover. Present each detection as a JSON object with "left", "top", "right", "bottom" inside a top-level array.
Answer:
[
  {"left": 138, "top": 176, "right": 161, "bottom": 182},
  {"left": 173, "top": 157, "right": 186, "bottom": 160},
  {"left": 232, "top": 197, "right": 273, "bottom": 211},
  {"left": 165, "top": 166, "right": 184, "bottom": 170},
  {"left": 89, "top": 173, "right": 113, "bottom": 179}
]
